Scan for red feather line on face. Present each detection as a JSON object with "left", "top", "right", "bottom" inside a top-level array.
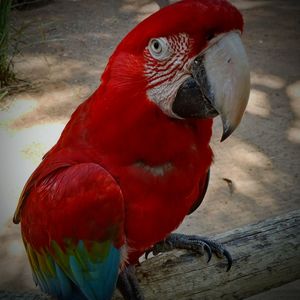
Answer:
[{"left": 144, "top": 33, "right": 192, "bottom": 89}]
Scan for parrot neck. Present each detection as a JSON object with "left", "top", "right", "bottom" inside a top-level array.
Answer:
[
  {"left": 55, "top": 83, "right": 213, "bottom": 168},
  {"left": 96, "top": 84, "right": 212, "bottom": 163}
]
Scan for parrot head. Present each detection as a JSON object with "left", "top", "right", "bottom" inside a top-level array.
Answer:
[{"left": 102, "top": 0, "right": 250, "bottom": 141}]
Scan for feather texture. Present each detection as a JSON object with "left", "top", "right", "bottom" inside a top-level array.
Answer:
[
  {"left": 25, "top": 239, "right": 120, "bottom": 300},
  {"left": 20, "top": 161, "right": 125, "bottom": 299},
  {"left": 15, "top": 0, "right": 244, "bottom": 298}
]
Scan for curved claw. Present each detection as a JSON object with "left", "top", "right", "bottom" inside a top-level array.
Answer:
[
  {"left": 145, "top": 249, "right": 152, "bottom": 260},
  {"left": 211, "top": 242, "right": 232, "bottom": 271},
  {"left": 145, "top": 234, "right": 232, "bottom": 272},
  {"left": 204, "top": 243, "right": 212, "bottom": 263},
  {"left": 223, "top": 248, "right": 233, "bottom": 272}
]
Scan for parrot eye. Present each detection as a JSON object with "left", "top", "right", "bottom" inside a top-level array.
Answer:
[{"left": 148, "top": 38, "right": 170, "bottom": 60}]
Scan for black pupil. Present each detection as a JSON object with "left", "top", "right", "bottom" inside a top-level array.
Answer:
[{"left": 153, "top": 41, "right": 160, "bottom": 50}]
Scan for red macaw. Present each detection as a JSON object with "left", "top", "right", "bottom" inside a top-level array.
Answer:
[{"left": 14, "top": 0, "right": 250, "bottom": 299}]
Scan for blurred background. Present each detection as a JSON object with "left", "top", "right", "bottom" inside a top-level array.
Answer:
[{"left": 0, "top": 0, "right": 299, "bottom": 298}]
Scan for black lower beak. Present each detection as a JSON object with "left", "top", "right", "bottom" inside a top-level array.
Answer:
[{"left": 172, "top": 56, "right": 218, "bottom": 119}]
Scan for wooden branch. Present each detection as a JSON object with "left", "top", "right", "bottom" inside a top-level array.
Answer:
[
  {"left": 115, "top": 209, "right": 300, "bottom": 299},
  {"left": 1, "top": 210, "right": 299, "bottom": 300}
]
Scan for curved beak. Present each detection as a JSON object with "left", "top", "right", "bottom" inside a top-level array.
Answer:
[
  {"left": 172, "top": 31, "right": 250, "bottom": 141},
  {"left": 205, "top": 31, "right": 250, "bottom": 141}
]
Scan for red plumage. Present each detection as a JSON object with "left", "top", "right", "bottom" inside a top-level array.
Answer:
[
  {"left": 15, "top": 0, "right": 244, "bottom": 274},
  {"left": 21, "top": 159, "right": 125, "bottom": 251}
]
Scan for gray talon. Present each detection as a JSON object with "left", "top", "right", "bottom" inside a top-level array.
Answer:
[{"left": 145, "top": 233, "right": 232, "bottom": 271}]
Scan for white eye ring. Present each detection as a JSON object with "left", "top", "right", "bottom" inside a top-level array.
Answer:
[{"left": 148, "top": 38, "right": 170, "bottom": 60}]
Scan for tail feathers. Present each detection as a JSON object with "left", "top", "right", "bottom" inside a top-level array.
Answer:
[
  {"left": 26, "top": 240, "right": 121, "bottom": 300},
  {"left": 69, "top": 244, "right": 120, "bottom": 300},
  {"left": 54, "top": 263, "right": 74, "bottom": 298},
  {"left": 31, "top": 254, "right": 86, "bottom": 299},
  {"left": 30, "top": 263, "right": 85, "bottom": 299}
]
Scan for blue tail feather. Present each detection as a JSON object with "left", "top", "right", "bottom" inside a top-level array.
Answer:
[
  {"left": 69, "top": 242, "right": 120, "bottom": 300},
  {"left": 29, "top": 240, "right": 121, "bottom": 300}
]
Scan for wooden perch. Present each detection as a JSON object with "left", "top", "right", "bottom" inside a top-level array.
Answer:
[
  {"left": 1, "top": 210, "right": 299, "bottom": 300},
  {"left": 115, "top": 209, "right": 300, "bottom": 299}
]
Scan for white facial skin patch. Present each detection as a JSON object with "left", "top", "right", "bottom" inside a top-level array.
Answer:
[{"left": 144, "top": 33, "right": 193, "bottom": 118}]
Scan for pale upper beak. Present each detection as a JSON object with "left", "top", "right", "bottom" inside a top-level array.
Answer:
[{"left": 172, "top": 31, "right": 250, "bottom": 141}]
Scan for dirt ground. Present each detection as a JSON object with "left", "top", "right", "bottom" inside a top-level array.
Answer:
[{"left": 0, "top": 0, "right": 299, "bottom": 298}]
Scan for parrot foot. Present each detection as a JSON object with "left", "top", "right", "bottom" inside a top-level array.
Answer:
[
  {"left": 145, "top": 233, "right": 232, "bottom": 271},
  {"left": 117, "top": 265, "right": 144, "bottom": 300}
]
